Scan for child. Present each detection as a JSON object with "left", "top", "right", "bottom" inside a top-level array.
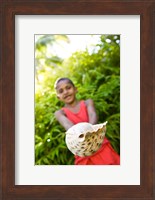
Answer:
[{"left": 54, "top": 77, "right": 120, "bottom": 165}]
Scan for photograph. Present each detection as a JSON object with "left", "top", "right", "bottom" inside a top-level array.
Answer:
[
  {"left": 1, "top": 0, "right": 154, "bottom": 199},
  {"left": 35, "top": 34, "right": 120, "bottom": 165}
]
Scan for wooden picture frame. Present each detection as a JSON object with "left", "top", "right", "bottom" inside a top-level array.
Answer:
[{"left": 0, "top": 0, "right": 154, "bottom": 199}]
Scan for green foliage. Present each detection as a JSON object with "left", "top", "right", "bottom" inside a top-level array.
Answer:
[
  {"left": 35, "top": 34, "right": 120, "bottom": 165},
  {"left": 35, "top": 91, "right": 74, "bottom": 165}
]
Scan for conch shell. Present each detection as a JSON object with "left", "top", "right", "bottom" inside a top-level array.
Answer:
[{"left": 65, "top": 122, "right": 107, "bottom": 157}]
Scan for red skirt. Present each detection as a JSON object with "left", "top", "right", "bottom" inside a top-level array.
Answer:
[{"left": 74, "top": 137, "right": 120, "bottom": 165}]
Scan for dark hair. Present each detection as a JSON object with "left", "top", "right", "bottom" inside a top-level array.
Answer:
[{"left": 54, "top": 77, "right": 75, "bottom": 89}]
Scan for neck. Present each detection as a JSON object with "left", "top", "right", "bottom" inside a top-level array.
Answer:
[{"left": 65, "top": 99, "right": 79, "bottom": 108}]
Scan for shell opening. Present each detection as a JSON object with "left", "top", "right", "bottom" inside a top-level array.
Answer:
[
  {"left": 78, "top": 134, "right": 85, "bottom": 142},
  {"left": 79, "top": 134, "right": 84, "bottom": 138}
]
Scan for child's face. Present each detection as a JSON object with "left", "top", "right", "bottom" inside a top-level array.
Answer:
[{"left": 56, "top": 80, "right": 77, "bottom": 104}]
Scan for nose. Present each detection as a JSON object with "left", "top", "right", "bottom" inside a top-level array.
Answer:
[{"left": 63, "top": 89, "right": 68, "bottom": 95}]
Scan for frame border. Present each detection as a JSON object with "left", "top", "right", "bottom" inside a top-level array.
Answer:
[{"left": 0, "top": 1, "right": 155, "bottom": 199}]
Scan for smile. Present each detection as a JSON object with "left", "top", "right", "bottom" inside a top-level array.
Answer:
[{"left": 64, "top": 95, "right": 71, "bottom": 99}]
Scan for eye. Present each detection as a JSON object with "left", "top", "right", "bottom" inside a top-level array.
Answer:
[
  {"left": 66, "top": 85, "right": 71, "bottom": 90},
  {"left": 58, "top": 89, "right": 63, "bottom": 94}
]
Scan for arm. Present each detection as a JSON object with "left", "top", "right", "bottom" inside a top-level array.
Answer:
[
  {"left": 85, "top": 99, "right": 98, "bottom": 124},
  {"left": 54, "top": 110, "right": 74, "bottom": 131}
]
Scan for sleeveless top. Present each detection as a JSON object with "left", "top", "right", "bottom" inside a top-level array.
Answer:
[{"left": 62, "top": 100, "right": 89, "bottom": 124}]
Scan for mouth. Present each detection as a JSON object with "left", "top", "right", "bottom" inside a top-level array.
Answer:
[{"left": 64, "top": 95, "right": 71, "bottom": 100}]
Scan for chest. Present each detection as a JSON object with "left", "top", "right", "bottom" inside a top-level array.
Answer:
[{"left": 67, "top": 102, "right": 81, "bottom": 113}]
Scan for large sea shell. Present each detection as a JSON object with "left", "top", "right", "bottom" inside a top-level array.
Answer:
[{"left": 65, "top": 122, "right": 107, "bottom": 157}]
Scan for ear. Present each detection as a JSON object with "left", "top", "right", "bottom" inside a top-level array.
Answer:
[{"left": 56, "top": 94, "right": 60, "bottom": 99}]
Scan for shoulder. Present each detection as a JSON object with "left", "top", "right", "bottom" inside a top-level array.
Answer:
[
  {"left": 85, "top": 99, "right": 94, "bottom": 106},
  {"left": 85, "top": 99, "right": 94, "bottom": 107},
  {"left": 54, "top": 109, "right": 65, "bottom": 117}
]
